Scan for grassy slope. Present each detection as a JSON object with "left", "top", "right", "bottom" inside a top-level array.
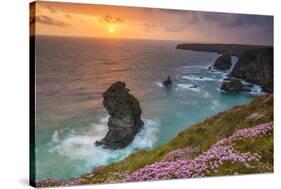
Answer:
[{"left": 74, "top": 94, "right": 273, "bottom": 185}]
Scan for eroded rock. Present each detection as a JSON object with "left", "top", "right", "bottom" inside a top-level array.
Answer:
[
  {"left": 95, "top": 81, "right": 144, "bottom": 149},
  {"left": 221, "top": 78, "right": 251, "bottom": 92},
  {"left": 213, "top": 54, "right": 232, "bottom": 70}
]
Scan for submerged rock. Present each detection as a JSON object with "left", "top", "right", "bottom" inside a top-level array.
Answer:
[
  {"left": 162, "top": 76, "right": 173, "bottom": 87},
  {"left": 221, "top": 78, "right": 251, "bottom": 92},
  {"left": 213, "top": 54, "right": 232, "bottom": 70},
  {"left": 95, "top": 81, "right": 144, "bottom": 149}
]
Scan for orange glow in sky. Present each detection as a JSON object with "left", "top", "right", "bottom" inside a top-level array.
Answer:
[{"left": 30, "top": 1, "right": 273, "bottom": 45}]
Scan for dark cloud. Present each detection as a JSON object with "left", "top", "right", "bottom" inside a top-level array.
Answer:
[
  {"left": 143, "top": 23, "right": 158, "bottom": 33},
  {"left": 198, "top": 12, "right": 273, "bottom": 29},
  {"left": 193, "top": 12, "right": 273, "bottom": 43},
  {"left": 99, "top": 15, "right": 124, "bottom": 24},
  {"left": 36, "top": 15, "right": 69, "bottom": 27},
  {"left": 46, "top": 6, "right": 56, "bottom": 13}
]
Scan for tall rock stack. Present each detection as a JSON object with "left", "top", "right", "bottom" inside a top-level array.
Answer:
[{"left": 95, "top": 81, "right": 144, "bottom": 149}]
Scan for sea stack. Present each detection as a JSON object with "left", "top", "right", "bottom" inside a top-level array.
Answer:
[
  {"left": 221, "top": 78, "right": 251, "bottom": 92},
  {"left": 162, "top": 76, "right": 173, "bottom": 87},
  {"left": 213, "top": 54, "right": 232, "bottom": 70},
  {"left": 95, "top": 81, "right": 144, "bottom": 149}
]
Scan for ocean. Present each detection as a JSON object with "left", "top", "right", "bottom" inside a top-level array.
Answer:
[{"left": 34, "top": 36, "right": 261, "bottom": 180}]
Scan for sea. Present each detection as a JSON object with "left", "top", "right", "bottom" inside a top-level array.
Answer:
[{"left": 34, "top": 36, "right": 262, "bottom": 180}]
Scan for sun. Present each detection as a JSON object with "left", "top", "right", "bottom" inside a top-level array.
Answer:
[{"left": 108, "top": 27, "right": 115, "bottom": 33}]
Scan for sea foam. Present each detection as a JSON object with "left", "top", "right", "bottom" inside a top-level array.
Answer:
[
  {"left": 48, "top": 116, "right": 160, "bottom": 169},
  {"left": 176, "top": 83, "right": 201, "bottom": 92}
]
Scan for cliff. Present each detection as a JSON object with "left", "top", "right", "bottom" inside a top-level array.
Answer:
[
  {"left": 176, "top": 43, "right": 270, "bottom": 56},
  {"left": 36, "top": 95, "right": 273, "bottom": 187},
  {"left": 230, "top": 48, "right": 273, "bottom": 92},
  {"left": 176, "top": 43, "right": 273, "bottom": 92},
  {"left": 213, "top": 54, "right": 232, "bottom": 70}
]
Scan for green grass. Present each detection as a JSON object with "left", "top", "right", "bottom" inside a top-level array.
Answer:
[{"left": 61, "top": 95, "right": 274, "bottom": 185}]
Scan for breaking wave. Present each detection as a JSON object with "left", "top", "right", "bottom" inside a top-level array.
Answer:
[{"left": 47, "top": 116, "right": 160, "bottom": 169}]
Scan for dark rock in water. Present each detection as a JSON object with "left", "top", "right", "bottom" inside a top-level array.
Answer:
[
  {"left": 95, "top": 81, "right": 144, "bottom": 149},
  {"left": 162, "top": 76, "right": 173, "bottom": 86},
  {"left": 221, "top": 78, "right": 251, "bottom": 92},
  {"left": 190, "top": 84, "right": 198, "bottom": 88},
  {"left": 199, "top": 76, "right": 204, "bottom": 79},
  {"left": 213, "top": 54, "right": 232, "bottom": 70},
  {"left": 230, "top": 48, "right": 273, "bottom": 92}
]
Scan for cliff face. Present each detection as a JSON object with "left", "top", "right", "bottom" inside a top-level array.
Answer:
[
  {"left": 176, "top": 43, "right": 273, "bottom": 92},
  {"left": 230, "top": 48, "right": 273, "bottom": 92},
  {"left": 213, "top": 54, "right": 232, "bottom": 70}
]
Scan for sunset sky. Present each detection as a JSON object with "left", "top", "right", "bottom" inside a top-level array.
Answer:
[{"left": 30, "top": 1, "right": 273, "bottom": 45}]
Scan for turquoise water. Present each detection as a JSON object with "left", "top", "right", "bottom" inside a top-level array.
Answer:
[{"left": 35, "top": 36, "right": 259, "bottom": 180}]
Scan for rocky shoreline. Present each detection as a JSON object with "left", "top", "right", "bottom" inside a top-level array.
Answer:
[
  {"left": 34, "top": 44, "right": 273, "bottom": 187},
  {"left": 35, "top": 95, "right": 273, "bottom": 187},
  {"left": 176, "top": 43, "right": 273, "bottom": 92}
]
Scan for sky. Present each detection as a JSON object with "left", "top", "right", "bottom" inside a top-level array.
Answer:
[{"left": 30, "top": 1, "right": 273, "bottom": 45}]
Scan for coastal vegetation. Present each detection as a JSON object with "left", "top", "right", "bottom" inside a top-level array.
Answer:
[{"left": 36, "top": 94, "right": 273, "bottom": 187}]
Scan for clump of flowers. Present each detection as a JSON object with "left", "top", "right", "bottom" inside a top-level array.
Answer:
[
  {"left": 35, "top": 122, "right": 273, "bottom": 186},
  {"left": 161, "top": 147, "right": 197, "bottom": 162},
  {"left": 124, "top": 122, "right": 273, "bottom": 182},
  {"left": 105, "top": 172, "right": 130, "bottom": 183}
]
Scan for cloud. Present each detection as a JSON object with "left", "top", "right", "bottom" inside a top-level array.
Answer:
[
  {"left": 65, "top": 14, "right": 72, "bottom": 19},
  {"left": 144, "top": 23, "right": 157, "bottom": 29},
  {"left": 100, "top": 15, "right": 124, "bottom": 24},
  {"left": 35, "top": 1, "right": 273, "bottom": 45},
  {"left": 36, "top": 15, "right": 69, "bottom": 27},
  {"left": 197, "top": 12, "right": 273, "bottom": 29},
  {"left": 46, "top": 6, "right": 56, "bottom": 13}
]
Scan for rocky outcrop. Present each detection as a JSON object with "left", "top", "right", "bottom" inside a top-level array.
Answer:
[
  {"left": 176, "top": 43, "right": 273, "bottom": 93},
  {"left": 95, "top": 81, "right": 144, "bottom": 149},
  {"left": 162, "top": 76, "right": 172, "bottom": 86},
  {"left": 221, "top": 78, "right": 252, "bottom": 92},
  {"left": 230, "top": 48, "right": 273, "bottom": 92},
  {"left": 213, "top": 54, "right": 232, "bottom": 70}
]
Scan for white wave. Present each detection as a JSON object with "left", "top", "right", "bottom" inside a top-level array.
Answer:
[
  {"left": 239, "top": 80, "right": 264, "bottom": 95},
  {"left": 181, "top": 65, "right": 209, "bottom": 69},
  {"left": 51, "top": 131, "right": 60, "bottom": 143},
  {"left": 48, "top": 116, "right": 160, "bottom": 168},
  {"left": 176, "top": 83, "right": 200, "bottom": 92},
  {"left": 217, "top": 87, "right": 225, "bottom": 93},
  {"left": 250, "top": 85, "right": 264, "bottom": 95},
  {"left": 155, "top": 81, "right": 164, "bottom": 88},
  {"left": 202, "top": 91, "right": 211, "bottom": 98},
  {"left": 210, "top": 100, "right": 221, "bottom": 110},
  {"left": 181, "top": 75, "right": 216, "bottom": 81}
]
